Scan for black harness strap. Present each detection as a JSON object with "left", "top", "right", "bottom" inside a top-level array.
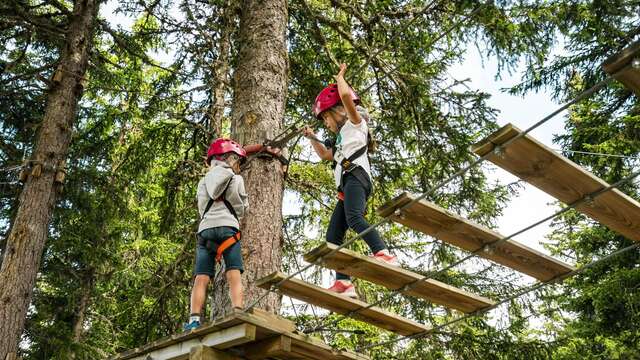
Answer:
[
  {"left": 202, "top": 177, "right": 238, "bottom": 221},
  {"left": 199, "top": 177, "right": 240, "bottom": 253},
  {"left": 340, "top": 144, "right": 368, "bottom": 172},
  {"left": 326, "top": 131, "right": 372, "bottom": 191}
]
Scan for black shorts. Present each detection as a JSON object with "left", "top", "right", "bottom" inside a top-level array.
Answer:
[{"left": 194, "top": 226, "right": 244, "bottom": 276}]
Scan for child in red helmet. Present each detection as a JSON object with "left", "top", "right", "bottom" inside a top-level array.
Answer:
[
  {"left": 185, "top": 138, "right": 249, "bottom": 331},
  {"left": 303, "top": 63, "right": 398, "bottom": 298}
]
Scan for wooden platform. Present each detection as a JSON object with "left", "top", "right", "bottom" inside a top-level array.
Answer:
[
  {"left": 472, "top": 123, "right": 640, "bottom": 243},
  {"left": 111, "top": 308, "right": 368, "bottom": 360},
  {"left": 256, "top": 272, "right": 431, "bottom": 337},
  {"left": 377, "top": 193, "right": 575, "bottom": 281},
  {"left": 304, "top": 243, "right": 494, "bottom": 313},
  {"left": 602, "top": 40, "right": 640, "bottom": 95}
]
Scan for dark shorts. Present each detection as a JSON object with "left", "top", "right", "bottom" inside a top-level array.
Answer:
[{"left": 194, "top": 226, "right": 244, "bottom": 277}]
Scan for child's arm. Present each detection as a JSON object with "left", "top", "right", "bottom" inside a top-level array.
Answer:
[
  {"left": 335, "top": 63, "right": 361, "bottom": 125},
  {"left": 303, "top": 126, "right": 333, "bottom": 161},
  {"left": 243, "top": 143, "right": 289, "bottom": 166},
  {"left": 228, "top": 175, "right": 249, "bottom": 220}
]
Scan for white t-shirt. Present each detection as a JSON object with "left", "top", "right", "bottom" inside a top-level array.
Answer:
[{"left": 333, "top": 119, "right": 372, "bottom": 188}]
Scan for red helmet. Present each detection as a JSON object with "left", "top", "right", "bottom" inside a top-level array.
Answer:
[
  {"left": 312, "top": 84, "right": 360, "bottom": 119},
  {"left": 207, "top": 138, "right": 246, "bottom": 164}
]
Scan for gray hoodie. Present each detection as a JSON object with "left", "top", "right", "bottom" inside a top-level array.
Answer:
[{"left": 197, "top": 160, "right": 249, "bottom": 233}]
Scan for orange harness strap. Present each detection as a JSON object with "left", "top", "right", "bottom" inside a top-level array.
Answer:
[
  {"left": 215, "top": 232, "right": 241, "bottom": 262},
  {"left": 337, "top": 192, "right": 345, "bottom": 201}
]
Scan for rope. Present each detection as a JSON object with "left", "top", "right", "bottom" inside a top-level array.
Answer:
[
  {"left": 277, "top": 132, "right": 330, "bottom": 338},
  {"left": 0, "top": 165, "right": 24, "bottom": 173},
  {"left": 283, "top": 222, "right": 325, "bottom": 332},
  {"left": 356, "top": 241, "right": 640, "bottom": 351},
  {"left": 351, "top": 0, "right": 445, "bottom": 76},
  {"left": 304, "top": 163, "right": 640, "bottom": 334},
  {"left": 242, "top": 61, "right": 624, "bottom": 314},
  {"left": 555, "top": 148, "right": 640, "bottom": 160},
  {"left": 241, "top": 1, "right": 489, "bottom": 164},
  {"left": 362, "top": 2, "right": 487, "bottom": 93}
]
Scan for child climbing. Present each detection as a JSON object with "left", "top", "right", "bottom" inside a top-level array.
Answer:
[
  {"left": 302, "top": 63, "right": 398, "bottom": 298},
  {"left": 184, "top": 138, "right": 249, "bottom": 331}
]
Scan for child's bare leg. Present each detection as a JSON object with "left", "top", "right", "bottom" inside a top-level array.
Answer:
[
  {"left": 190, "top": 274, "right": 210, "bottom": 315},
  {"left": 226, "top": 269, "right": 243, "bottom": 308}
]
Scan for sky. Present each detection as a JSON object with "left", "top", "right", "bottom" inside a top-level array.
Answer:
[
  {"left": 450, "top": 50, "right": 567, "bottom": 255},
  {"left": 100, "top": 1, "right": 576, "bottom": 318},
  {"left": 101, "top": 1, "right": 569, "bottom": 256},
  {"left": 101, "top": 0, "right": 576, "bottom": 271}
]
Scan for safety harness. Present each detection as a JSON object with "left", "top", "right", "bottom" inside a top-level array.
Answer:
[
  {"left": 330, "top": 140, "right": 370, "bottom": 201},
  {"left": 199, "top": 177, "right": 241, "bottom": 262}
]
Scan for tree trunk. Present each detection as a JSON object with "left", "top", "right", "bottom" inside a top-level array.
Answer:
[
  {"left": 69, "top": 270, "right": 94, "bottom": 359},
  {"left": 72, "top": 271, "right": 93, "bottom": 342},
  {"left": 207, "top": 0, "right": 235, "bottom": 138},
  {"left": 0, "top": 0, "right": 98, "bottom": 356},
  {"left": 213, "top": 0, "right": 288, "bottom": 316}
]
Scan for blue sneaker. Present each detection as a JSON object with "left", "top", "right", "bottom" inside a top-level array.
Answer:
[{"left": 183, "top": 320, "right": 200, "bottom": 331}]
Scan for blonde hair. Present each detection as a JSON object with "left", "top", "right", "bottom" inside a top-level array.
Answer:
[{"left": 356, "top": 105, "right": 370, "bottom": 123}]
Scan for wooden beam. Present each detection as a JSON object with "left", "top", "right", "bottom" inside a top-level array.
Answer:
[
  {"left": 244, "top": 335, "right": 292, "bottom": 359},
  {"left": 242, "top": 334, "right": 369, "bottom": 360},
  {"left": 377, "top": 193, "right": 575, "bottom": 281},
  {"left": 202, "top": 323, "right": 256, "bottom": 349},
  {"left": 471, "top": 123, "right": 640, "bottom": 243},
  {"left": 127, "top": 339, "right": 199, "bottom": 360},
  {"left": 125, "top": 324, "right": 255, "bottom": 360},
  {"left": 256, "top": 271, "right": 431, "bottom": 336},
  {"left": 602, "top": 40, "right": 640, "bottom": 95},
  {"left": 287, "top": 335, "right": 368, "bottom": 360},
  {"left": 189, "top": 345, "right": 241, "bottom": 360},
  {"left": 304, "top": 242, "right": 494, "bottom": 312},
  {"left": 247, "top": 307, "right": 296, "bottom": 333},
  {"left": 111, "top": 308, "right": 369, "bottom": 360}
]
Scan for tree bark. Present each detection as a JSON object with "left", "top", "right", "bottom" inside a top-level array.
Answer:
[
  {"left": 69, "top": 270, "right": 94, "bottom": 359},
  {"left": 0, "top": 0, "right": 99, "bottom": 356},
  {"left": 213, "top": 0, "right": 288, "bottom": 316},
  {"left": 207, "top": 0, "right": 235, "bottom": 138},
  {"left": 72, "top": 271, "right": 93, "bottom": 342}
]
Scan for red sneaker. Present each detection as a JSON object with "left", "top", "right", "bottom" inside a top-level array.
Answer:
[
  {"left": 373, "top": 251, "right": 399, "bottom": 266},
  {"left": 327, "top": 280, "right": 358, "bottom": 298}
]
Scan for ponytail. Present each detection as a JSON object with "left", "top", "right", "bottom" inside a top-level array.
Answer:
[{"left": 356, "top": 106, "right": 377, "bottom": 153}]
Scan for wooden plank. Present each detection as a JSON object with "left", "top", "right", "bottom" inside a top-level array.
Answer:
[
  {"left": 377, "top": 193, "right": 576, "bottom": 281},
  {"left": 471, "top": 123, "right": 640, "bottom": 243},
  {"left": 112, "top": 308, "right": 369, "bottom": 360},
  {"left": 256, "top": 271, "right": 431, "bottom": 336},
  {"left": 243, "top": 335, "right": 369, "bottom": 360},
  {"left": 202, "top": 323, "right": 256, "bottom": 349},
  {"left": 128, "top": 339, "right": 199, "bottom": 360},
  {"left": 244, "top": 336, "right": 292, "bottom": 359},
  {"left": 189, "top": 345, "right": 241, "bottom": 360},
  {"left": 602, "top": 40, "right": 640, "bottom": 95},
  {"left": 126, "top": 324, "right": 254, "bottom": 360},
  {"left": 111, "top": 310, "right": 280, "bottom": 360},
  {"left": 304, "top": 243, "right": 494, "bottom": 312},
  {"left": 287, "top": 335, "right": 368, "bottom": 360},
  {"left": 248, "top": 307, "right": 296, "bottom": 333}
]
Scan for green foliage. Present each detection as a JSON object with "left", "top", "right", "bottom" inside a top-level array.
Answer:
[
  {"left": 5, "top": 0, "right": 640, "bottom": 358},
  {"left": 500, "top": 3, "right": 640, "bottom": 359}
]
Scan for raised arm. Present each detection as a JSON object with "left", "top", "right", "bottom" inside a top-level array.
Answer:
[{"left": 335, "top": 63, "right": 361, "bottom": 125}]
